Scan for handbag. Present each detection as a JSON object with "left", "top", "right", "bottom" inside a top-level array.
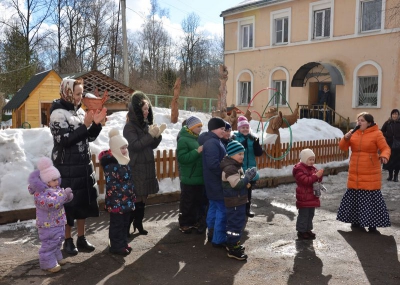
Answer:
[{"left": 390, "top": 125, "right": 400, "bottom": 150}]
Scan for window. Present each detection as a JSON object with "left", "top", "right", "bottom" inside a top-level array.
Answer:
[
  {"left": 275, "top": 18, "right": 288, "bottom": 44},
  {"left": 314, "top": 8, "right": 331, "bottom": 38},
  {"left": 241, "top": 23, "right": 253, "bottom": 49},
  {"left": 273, "top": 81, "right": 287, "bottom": 105},
  {"left": 271, "top": 8, "right": 291, "bottom": 45},
  {"left": 360, "top": 0, "right": 382, "bottom": 32},
  {"left": 357, "top": 76, "right": 378, "bottom": 106},
  {"left": 239, "top": 82, "right": 251, "bottom": 105}
]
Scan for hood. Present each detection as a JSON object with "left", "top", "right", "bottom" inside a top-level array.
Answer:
[
  {"left": 127, "top": 92, "right": 154, "bottom": 128},
  {"left": 50, "top": 98, "right": 81, "bottom": 114},
  {"left": 99, "top": 152, "right": 119, "bottom": 169},
  {"left": 220, "top": 155, "right": 242, "bottom": 170},
  {"left": 28, "top": 169, "right": 61, "bottom": 194},
  {"left": 179, "top": 126, "right": 199, "bottom": 139},
  {"left": 198, "top": 131, "right": 216, "bottom": 146}
]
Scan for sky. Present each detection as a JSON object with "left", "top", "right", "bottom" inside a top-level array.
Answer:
[
  {"left": 124, "top": 0, "right": 235, "bottom": 37},
  {"left": 0, "top": 106, "right": 346, "bottom": 213}
]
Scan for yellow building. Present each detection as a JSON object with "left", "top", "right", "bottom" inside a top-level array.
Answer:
[{"left": 221, "top": 0, "right": 400, "bottom": 127}]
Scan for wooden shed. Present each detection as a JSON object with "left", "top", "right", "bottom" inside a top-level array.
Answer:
[
  {"left": 3, "top": 70, "right": 134, "bottom": 128},
  {"left": 2, "top": 70, "right": 61, "bottom": 128}
]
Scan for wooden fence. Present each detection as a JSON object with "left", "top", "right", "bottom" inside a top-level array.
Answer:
[{"left": 92, "top": 138, "right": 348, "bottom": 195}]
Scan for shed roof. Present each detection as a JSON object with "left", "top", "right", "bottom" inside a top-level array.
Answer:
[
  {"left": 3, "top": 70, "right": 55, "bottom": 112},
  {"left": 64, "top": 70, "right": 134, "bottom": 104}
]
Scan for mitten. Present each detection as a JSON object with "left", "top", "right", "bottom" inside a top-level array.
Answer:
[
  {"left": 149, "top": 125, "right": 159, "bottom": 138},
  {"left": 253, "top": 137, "right": 263, "bottom": 156},
  {"left": 157, "top": 123, "right": 167, "bottom": 137},
  {"left": 65, "top": 187, "right": 74, "bottom": 201},
  {"left": 244, "top": 167, "right": 257, "bottom": 181}
]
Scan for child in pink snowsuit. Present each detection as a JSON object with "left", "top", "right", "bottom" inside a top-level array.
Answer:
[{"left": 28, "top": 157, "right": 73, "bottom": 273}]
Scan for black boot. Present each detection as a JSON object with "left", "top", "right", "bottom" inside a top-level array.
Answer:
[
  {"left": 63, "top": 238, "right": 78, "bottom": 255},
  {"left": 387, "top": 170, "right": 393, "bottom": 181},
  {"left": 246, "top": 202, "right": 255, "bottom": 218},
  {"left": 227, "top": 242, "right": 247, "bottom": 261},
  {"left": 76, "top": 235, "right": 95, "bottom": 252},
  {"left": 394, "top": 170, "right": 399, "bottom": 182},
  {"left": 127, "top": 211, "right": 135, "bottom": 237},
  {"left": 134, "top": 202, "right": 148, "bottom": 235}
]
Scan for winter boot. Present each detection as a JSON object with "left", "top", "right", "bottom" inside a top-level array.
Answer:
[
  {"left": 393, "top": 170, "right": 399, "bottom": 182},
  {"left": 387, "top": 170, "right": 393, "bottom": 181},
  {"left": 76, "top": 235, "right": 95, "bottom": 252},
  {"left": 63, "top": 238, "right": 78, "bottom": 255},
  {"left": 134, "top": 202, "right": 148, "bottom": 235},
  {"left": 127, "top": 211, "right": 135, "bottom": 237},
  {"left": 227, "top": 242, "right": 248, "bottom": 261},
  {"left": 246, "top": 202, "right": 255, "bottom": 218}
]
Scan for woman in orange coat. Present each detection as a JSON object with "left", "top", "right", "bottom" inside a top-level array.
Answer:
[{"left": 336, "top": 112, "right": 391, "bottom": 233}]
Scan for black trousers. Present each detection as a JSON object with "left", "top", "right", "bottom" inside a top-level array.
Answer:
[
  {"left": 179, "top": 184, "right": 205, "bottom": 227},
  {"left": 109, "top": 212, "right": 130, "bottom": 251}
]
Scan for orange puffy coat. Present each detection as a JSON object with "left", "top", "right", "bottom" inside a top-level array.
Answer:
[{"left": 339, "top": 124, "right": 391, "bottom": 190}]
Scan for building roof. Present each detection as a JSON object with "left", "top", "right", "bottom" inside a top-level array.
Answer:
[
  {"left": 64, "top": 70, "right": 134, "bottom": 104},
  {"left": 220, "top": 0, "right": 288, "bottom": 17},
  {"left": 3, "top": 70, "right": 55, "bottom": 112}
]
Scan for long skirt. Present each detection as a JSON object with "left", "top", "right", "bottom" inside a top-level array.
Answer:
[{"left": 336, "top": 188, "right": 391, "bottom": 228}]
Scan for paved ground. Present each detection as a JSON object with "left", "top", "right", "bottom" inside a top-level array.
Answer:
[{"left": 1, "top": 171, "right": 400, "bottom": 285}]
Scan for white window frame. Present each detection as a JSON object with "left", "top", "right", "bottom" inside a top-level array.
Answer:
[
  {"left": 352, "top": 60, "right": 382, "bottom": 108},
  {"left": 309, "top": 1, "right": 334, "bottom": 41},
  {"left": 236, "top": 70, "right": 254, "bottom": 106},
  {"left": 238, "top": 17, "right": 255, "bottom": 50},
  {"left": 270, "top": 8, "right": 291, "bottom": 46},
  {"left": 355, "top": 0, "right": 385, "bottom": 34},
  {"left": 269, "top": 67, "right": 290, "bottom": 107}
]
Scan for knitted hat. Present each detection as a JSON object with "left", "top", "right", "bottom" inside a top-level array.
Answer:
[
  {"left": 59, "top": 78, "right": 76, "bottom": 103},
  {"left": 300, "top": 148, "right": 315, "bottom": 164},
  {"left": 186, "top": 116, "right": 203, "bottom": 130},
  {"left": 237, "top": 116, "right": 250, "bottom": 129},
  {"left": 227, "top": 140, "right": 245, "bottom": 157},
  {"left": 225, "top": 121, "right": 232, "bottom": 131},
  {"left": 37, "top": 157, "right": 61, "bottom": 183},
  {"left": 208, "top": 117, "right": 226, "bottom": 131},
  {"left": 109, "top": 128, "right": 130, "bottom": 165}
]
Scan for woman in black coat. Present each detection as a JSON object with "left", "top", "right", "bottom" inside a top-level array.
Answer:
[
  {"left": 49, "top": 78, "right": 107, "bottom": 255},
  {"left": 381, "top": 109, "right": 400, "bottom": 181},
  {"left": 123, "top": 91, "right": 166, "bottom": 235}
]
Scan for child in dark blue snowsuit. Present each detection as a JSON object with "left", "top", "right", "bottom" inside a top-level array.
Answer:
[{"left": 220, "top": 140, "right": 257, "bottom": 261}]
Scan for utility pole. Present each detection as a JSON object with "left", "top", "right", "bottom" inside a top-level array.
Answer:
[{"left": 121, "top": 0, "right": 129, "bottom": 86}]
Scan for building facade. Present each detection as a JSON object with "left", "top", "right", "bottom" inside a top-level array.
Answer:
[{"left": 221, "top": 0, "right": 400, "bottom": 127}]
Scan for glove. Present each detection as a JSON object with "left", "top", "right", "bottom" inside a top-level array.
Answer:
[
  {"left": 65, "top": 187, "right": 74, "bottom": 201},
  {"left": 157, "top": 123, "right": 167, "bottom": 137},
  {"left": 244, "top": 167, "right": 257, "bottom": 181},
  {"left": 148, "top": 125, "right": 159, "bottom": 138}
]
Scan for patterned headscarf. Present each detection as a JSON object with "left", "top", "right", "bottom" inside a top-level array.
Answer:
[{"left": 59, "top": 78, "right": 76, "bottom": 103}]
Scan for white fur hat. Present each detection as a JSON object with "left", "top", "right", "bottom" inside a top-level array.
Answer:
[
  {"left": 109, "top": 128, "right": 130, "bottom": 165},
  {"left": 300, "top": 148, "right": 315, "bottom": 164},
  {"left": 37, "top": 157, "right": 61, "bottom": 183}
]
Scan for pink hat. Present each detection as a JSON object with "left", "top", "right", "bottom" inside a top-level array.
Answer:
[
  {"left": 237, "top": 116, "right": 249, "bottom": 129},
  {"left": 37, "top": 157, "right": 60, "bottom": 183}
]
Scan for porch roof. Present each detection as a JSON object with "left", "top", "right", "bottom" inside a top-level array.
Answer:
[{"left": 291, "top": 62, "right": 344, "bottom": 87}]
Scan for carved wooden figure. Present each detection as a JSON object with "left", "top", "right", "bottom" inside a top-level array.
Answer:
[{"left": 171, "top": 77, "right": 181, "bottom": 123}]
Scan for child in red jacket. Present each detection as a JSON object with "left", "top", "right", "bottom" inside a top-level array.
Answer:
[{"left": 293, "top": 148, "right": 324, "bottom": 240}]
